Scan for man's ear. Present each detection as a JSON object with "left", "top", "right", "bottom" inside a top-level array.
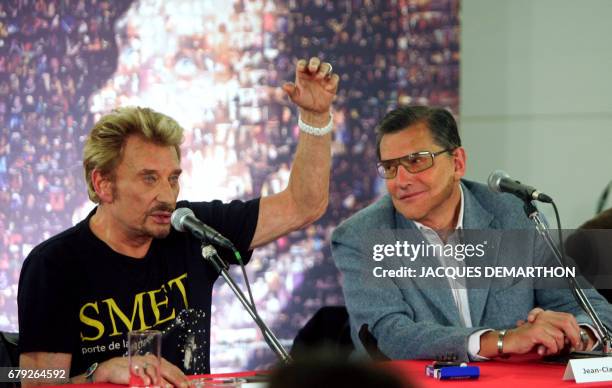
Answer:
[
  {"left": 452, "top": 147, "right": 466, "bottom": 180},
  {"left": 91, "top": 169, "right": 114, "bottom": 203}
]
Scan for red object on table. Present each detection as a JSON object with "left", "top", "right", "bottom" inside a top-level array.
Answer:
[
  {"left": 387, "top": 360, "right": 612, "bottom": 387},
  {"left": 42, "top": 360, "right": 612, "bottom": 387}
]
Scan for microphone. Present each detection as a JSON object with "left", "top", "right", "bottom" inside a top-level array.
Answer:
[
  {"left": 488, "top": 170, "right": 553, "bottom": 203},
  {"left": 171, "top": 207, "right": 235, "bottom": 249}
]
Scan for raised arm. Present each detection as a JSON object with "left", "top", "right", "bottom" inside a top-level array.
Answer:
[{"left": 250, "top": 57, "right": 339, "bottom": 249}]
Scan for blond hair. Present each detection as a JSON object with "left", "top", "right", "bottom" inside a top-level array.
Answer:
[{"left": 83, "top": 106, "right": 184, "bottom": 203}]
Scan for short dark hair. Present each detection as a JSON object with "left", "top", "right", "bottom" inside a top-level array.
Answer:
[{"left": 375, "top": 106, "right": 461, "bottom": 159}]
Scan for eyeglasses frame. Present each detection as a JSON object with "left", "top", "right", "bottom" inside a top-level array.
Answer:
[{"left": 376, "top": 148, "right": 456, "bottom": 179}]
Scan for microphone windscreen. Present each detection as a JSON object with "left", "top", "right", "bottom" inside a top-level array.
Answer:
[
  {"left": 171, "top": 207, "right": 194, "bottom": 232},
  {"left": 488, "top": 170, "right": 510, "bottom": 193}
]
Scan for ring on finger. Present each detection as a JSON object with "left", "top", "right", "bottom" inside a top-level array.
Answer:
[{"left": 325, "top": 63, "right": 333, "bottom": 75}]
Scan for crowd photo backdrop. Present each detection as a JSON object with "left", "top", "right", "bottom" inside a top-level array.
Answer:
[{"left": 0, "top": 0, "right": 460, "bottom": 371}]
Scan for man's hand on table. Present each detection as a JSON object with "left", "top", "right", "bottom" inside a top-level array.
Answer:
[
  {"left": 517, "top": 307, "right": 595, "bottom": 355},
  {"left": 94, "top": 356, "right": 188, "bottom": 387},
  {"left": 478, "top": 307, "right": 593, "bottom": 358}
]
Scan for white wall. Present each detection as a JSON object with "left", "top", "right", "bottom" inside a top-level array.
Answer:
[{"left": 460, "top": 0, "right": 612, "bottom": 228}]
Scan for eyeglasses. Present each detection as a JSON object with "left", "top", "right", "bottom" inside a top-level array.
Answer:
[{"left": 376, "top": 149, "right": 455, "bottom": 179}]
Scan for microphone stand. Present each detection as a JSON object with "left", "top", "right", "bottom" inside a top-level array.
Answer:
[
  {"left": 523, "top": 200, "right": 612, "bottom": 355},
  {"left": 200, "top": 240, "right": 293, "bottom": 364}
]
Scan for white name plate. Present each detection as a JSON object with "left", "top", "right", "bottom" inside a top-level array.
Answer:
[{"left": 563, "top": 357, "right": 612, "bottom": 383}]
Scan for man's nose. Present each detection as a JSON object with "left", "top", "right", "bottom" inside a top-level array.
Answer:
[
  {"left": 394, "top": 164, "right": 415, "bottom": 187},
  {"left": 157, "top": 179, "right": 177, "bottom": 203}
]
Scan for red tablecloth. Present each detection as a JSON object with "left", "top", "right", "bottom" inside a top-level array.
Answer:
[
  {"left": 42, "top": 360, "right": 612, "bottom": 387},
  {"left": 387, "top": 360, "right": 612, "bottom": 387}
]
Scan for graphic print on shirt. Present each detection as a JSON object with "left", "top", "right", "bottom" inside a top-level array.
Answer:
[{"left": 78, "top": 273, "right": 189, "bottom": 355}]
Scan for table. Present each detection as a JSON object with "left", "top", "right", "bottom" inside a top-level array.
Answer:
[
  {"left": 44, "top": 371, "right": 262, "bottom": 388},
  {"left": 387, "top": 360, "right": 612, "bottom": 387},
  {"left": 43, "top": 360, "right": 612, "bottom": 387}
]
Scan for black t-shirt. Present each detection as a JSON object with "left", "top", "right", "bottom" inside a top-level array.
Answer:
[{"left": 18, "top": 199, "right": 259, "bottom": 376}]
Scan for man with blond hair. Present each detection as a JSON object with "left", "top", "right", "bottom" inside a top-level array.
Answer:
[{"left": 18, "top": 57, "right": 339, "bottom": 386}]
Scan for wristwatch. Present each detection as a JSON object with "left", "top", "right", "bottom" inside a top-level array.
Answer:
[
  {"left": 85, "top": 362, "right": 99, "bottom": 383},
  {"left": 580, "top": 328, "right": 590, "bottom": 349}
]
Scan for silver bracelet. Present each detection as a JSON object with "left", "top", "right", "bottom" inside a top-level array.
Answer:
[
  {"left": 497, "top": 329, "right": 510, "bottom": 358},
  {"left": 298, "top": 113, "right": 333, "bottom": 136}
]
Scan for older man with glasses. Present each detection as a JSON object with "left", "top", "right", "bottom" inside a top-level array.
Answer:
[{"left": 331, "top": 105, "right": 612, "bottom": 362}]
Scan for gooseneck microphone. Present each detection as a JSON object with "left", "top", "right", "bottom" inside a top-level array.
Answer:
[
  {"left": 171, "top": 207, "right": 292, "bottom": 364},
  {"left": 489, "top": 170, "right": 612, "bottom": 354},
  {"left": 171, "top": 207, "right": 235, "bottom": 249},
  {"left": 488, "top": 170, "right": 553, "bottom": 203}
]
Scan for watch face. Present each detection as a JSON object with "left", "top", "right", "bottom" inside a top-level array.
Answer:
[
  {"left": 86, "top": 362, "right": 99, "bottom": 378},
  {"left": 580, "top": 329, "right": 589, "bottom": 345}
]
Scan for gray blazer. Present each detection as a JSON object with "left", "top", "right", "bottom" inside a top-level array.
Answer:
[{"left": 331, "top": 179, "right": 612, "bottom": 360}]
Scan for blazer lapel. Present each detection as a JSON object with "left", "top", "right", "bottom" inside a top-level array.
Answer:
[{"left": 461, "top": 182, "right": 501, "bottom": 327}]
